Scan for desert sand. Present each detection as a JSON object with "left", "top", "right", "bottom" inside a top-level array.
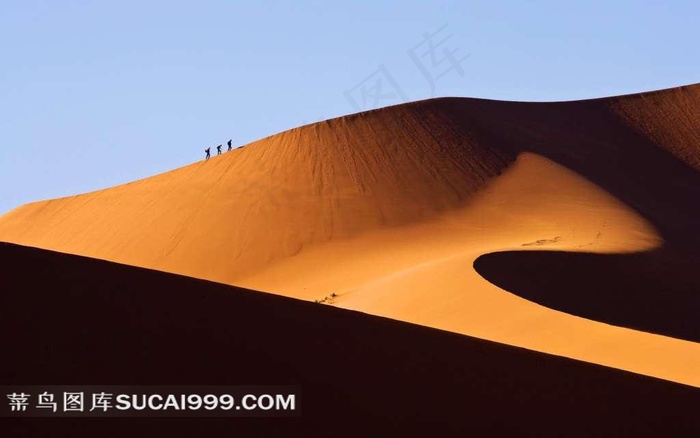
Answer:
[
  {"left": 2, "top": 241, "right": 700, "bottom": 435},
  {"left": 0, "top": 84, "right": 698, "bottom": 389}
]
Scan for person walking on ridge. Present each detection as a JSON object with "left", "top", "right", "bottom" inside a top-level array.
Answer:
[
  {"left": 227, "top": 139, "right": 232, "bottom": 152},
  {"left": 205, "top": 147, "right": 211, "bottom": 160},
  {"left": 217, "top": 144, "right": 222, "bottom": 155}
]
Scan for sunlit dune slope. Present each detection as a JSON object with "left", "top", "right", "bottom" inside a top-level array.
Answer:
[
  {"left": 0, "top": 102, "right": 514, "bottom": 278},
  {"left": 2, "top": 242, "right": 700, "bottom": 436},
  {"left": 1, "top": 83, "right": 699, "bottom": 386}
]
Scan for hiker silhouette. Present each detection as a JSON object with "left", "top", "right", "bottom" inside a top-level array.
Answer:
[
  {"left": 217, "top": 144, "right": 222, "bottom": 155},
  {"left": 205, "top": 147, "right": 211, "bottom": 160},
  {"left": 227, "top": 139, "right": 232, "bottom": 151}
]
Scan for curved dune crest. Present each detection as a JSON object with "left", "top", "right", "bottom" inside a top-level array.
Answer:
[{"left": 1, "top": 84, "right": 699, "bottom": 386}]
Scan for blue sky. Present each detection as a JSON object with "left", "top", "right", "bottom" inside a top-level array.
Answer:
[{"left": 1, "top": 0, "right": 699, "bottom": 214}]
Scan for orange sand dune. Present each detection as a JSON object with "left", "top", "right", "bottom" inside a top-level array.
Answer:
[{"left": 1, "top": 84, "right": 699, "bottom": 386}]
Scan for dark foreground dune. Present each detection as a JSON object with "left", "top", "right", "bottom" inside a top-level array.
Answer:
[{"left": 1, "top": 241, "right": 699, "bottom": 436}]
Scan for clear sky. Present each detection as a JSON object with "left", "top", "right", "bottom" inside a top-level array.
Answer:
[{"left": 1, "top": 0, "right": 699, "bottom": 215}]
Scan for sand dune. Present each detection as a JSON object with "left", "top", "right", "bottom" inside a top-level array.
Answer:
[
  {"left": 1, "top": 84, "right": 699, "bottom": 387},
  {"left": 2, "top": 242, "right": 700, "bottom": 435}
]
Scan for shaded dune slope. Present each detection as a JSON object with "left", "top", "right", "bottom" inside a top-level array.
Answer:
[
  {"left": 452, "top": 85, "right": 700, "bottom": 251},
  {"left": 2, "top": 242, "right": 700, "bottom": 436},
  {"left": 611, "top": 85, "right": 700, "bottom": 172}
]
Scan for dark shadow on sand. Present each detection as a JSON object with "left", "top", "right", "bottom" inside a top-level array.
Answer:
[{"left": 474, "top": 248, "right": 700, "bottom": 343}]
